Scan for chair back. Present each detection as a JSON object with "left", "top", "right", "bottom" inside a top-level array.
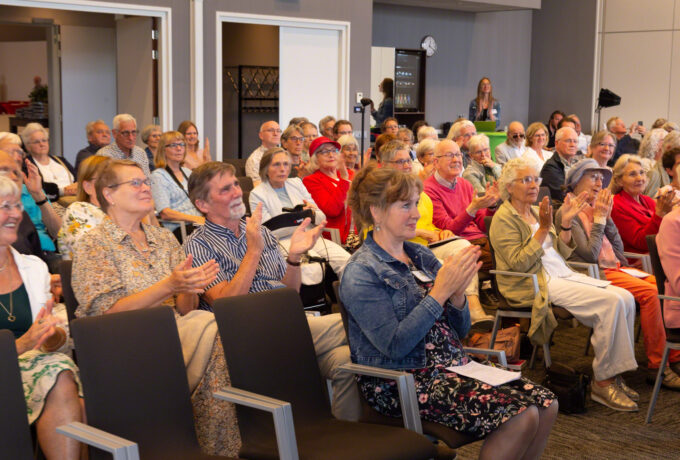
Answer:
[
  {"left": 646, "top": 234, "right": 666, "bottom": 295},
  {"left": 71, "top": 307, "right": 200, "bottom": 460},
  {"left": 223, "top": 157, "right": 247, "bottom": 176},
  {"left": 538, "top": 186, "right": 551, "bottom": 205},
  {"left": 59, "top": 260, "right": 78, "bottom": 324},
  {"left": 0, "top": 330, "right": 34, "bottom": 459},
  {"left": 213, "top": 289, "right": 331, "bottom": 444}
]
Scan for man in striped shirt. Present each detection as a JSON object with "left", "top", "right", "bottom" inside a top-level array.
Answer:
[{"left": 183, "top": 161, "right": 361, "bottom": 420}]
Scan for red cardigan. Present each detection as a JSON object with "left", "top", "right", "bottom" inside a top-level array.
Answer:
[
  {"left": 610, "top": 190, "right": 662, "bottom": 253},
  {"left": 303, "top": 170, "right": 352, "bottom": 243}
]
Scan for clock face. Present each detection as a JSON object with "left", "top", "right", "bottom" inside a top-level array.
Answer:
[{"left": 421, "top": 35, "right": 437, "bottom": 57}]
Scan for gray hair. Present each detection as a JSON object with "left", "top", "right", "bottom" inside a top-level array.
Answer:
[
  {"left": 280, "top": 124, "right": 303, "bottom": 142},
  {"left": 112, "top": 114, "right": 136, "bottom": 131},
  {"left": 0, "top": 175, "right": 20, "bottom": 200},
  {"left": 337, "top": 134, "right": 358, "bottom": 149},
  {"left": 417, "top": 126, "right": 438, "bottom": 142},
  {"left": 86, "top": 119, "right": 107, "bottom": 137},
  {"left": 555, "top": 126, "right": 577, "bottom": 144},
  {"left": 416, "top": 138, "right": 436, "bottom": 162},
  {"left": 446, "top": 120, "right": 474, "bottom": 140},
  {"left": 258, "top": 147, "right": 290, "bottom": 182},
  {"left": 663, "top": 121, "right": 680, "bottom": 133},
  {"left": 379, "top": 140, "right": 408, "bottom": 164},
  {"left": 610, "top": 154, "right": 645, "bottom": 195},
  {"left": 468, "top": 134, "right": 490, "bottom": 154},
  {"left": 397, "top": 127, "right": 414, "bottom": 143},
  {"left": 141, "top": 124, "right": 161, "bottom": 143},
  {"left": 0, "top": 132, "right": 21, "bottom": 145},
  {"left": 661, "top": 130, "right": 680, "bottom": 154},
  {"left": 318, "top": 115, "right": 335, "bottom": 131},
  {"left": 638, "top": 128, "right": 668, "bottom": 161},
  {"left": 20, "top": 122, "right": 48, "bottom": 145},
  {"left": 498, "top": 156, "right": 540, "bottom": 201}
]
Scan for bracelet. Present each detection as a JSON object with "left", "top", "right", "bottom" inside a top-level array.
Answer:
[
  {"left": 286, "top": 257, "right": 301, "bottom": 266},
  {"left": 560, "top": 224, "right": 572, "bottom": 231},
  {"left": 34, "top": 197, "right": 48, "bottom": 206}
]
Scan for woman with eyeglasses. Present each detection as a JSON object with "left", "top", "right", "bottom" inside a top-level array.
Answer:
[
  {"left": 462, "top": 134, "right": 502, "bottom": 194},
  {"left": 490, "top": 157, "right": 638, "bottom": 412},
  {"left": 303, "top": 137, "right": 354, "bottom": 244},
  {"left": 150, "top": 131, "right": 204, "bottom": 238},
  {"left": 281, "top": 124, "right": 308, "bottom": 179},
  {"left": 178, "top": 120, "right": 211, "bottom": 170},
  {"left": 587, "top": 130, "right": 618, "bottom": 169},
  {"left": 22, "top": 122, "right": 77, "bottom": 201},
  {"left": 522, "top": 122, "right": 553, "bottom": 169},
  {"left": 71, "top": 159, "right": 239, "bottom": 456},
  {"left": 555, "top": 158, "right": 680, "bottom": 390}
]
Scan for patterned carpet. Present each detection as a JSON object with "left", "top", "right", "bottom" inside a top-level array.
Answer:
[{"left": 456, "top": 317, "right": 680, "bottom": 459}]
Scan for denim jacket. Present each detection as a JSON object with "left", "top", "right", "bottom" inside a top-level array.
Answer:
[
  {"left": 468, "top": 99, "right": 501, "bottom": 130},
  {"left": 338, "top": 232, "right": 470, "bottom": 370}
]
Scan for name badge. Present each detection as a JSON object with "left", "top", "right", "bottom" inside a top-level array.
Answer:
[
  {"left": 491, "top": 109, "right": 498, "bottom": 115},
  {"left": 411, "top": 270, "right": 433, "bottom": 283}
]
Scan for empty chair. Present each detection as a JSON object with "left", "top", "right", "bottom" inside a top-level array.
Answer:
[{"left": 213, "top": 288, "right": 437, "bottom": 460}]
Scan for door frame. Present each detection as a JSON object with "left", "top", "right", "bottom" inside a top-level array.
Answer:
[
  {"left": 3, "top": 0, "right": 173, "bottom": 131},
  {"left": 214, "top": 11, "right": 350, "bottom": 160}
]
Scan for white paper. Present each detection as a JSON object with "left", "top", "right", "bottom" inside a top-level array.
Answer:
[
  {"left": 620, "top": 267, "right": 651, "bottom": 279},
  {"left": 446, "top": 360, "right": 521, "bottom": 386}
]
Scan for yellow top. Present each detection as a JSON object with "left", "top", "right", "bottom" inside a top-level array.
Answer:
[{"left": 362, "top": 192, "right": 441, "bottom": 245}]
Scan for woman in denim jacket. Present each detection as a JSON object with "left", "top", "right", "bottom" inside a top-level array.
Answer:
[{"left": 339, "top": 165, "right": 557, "bottom": 460}]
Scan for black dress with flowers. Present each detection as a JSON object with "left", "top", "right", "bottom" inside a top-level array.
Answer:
[{"left": 357, "top": 269, "right": 555, "bottom": 439}]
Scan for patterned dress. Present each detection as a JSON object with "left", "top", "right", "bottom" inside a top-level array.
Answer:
[
  {"left": 57, "top": 201, "right": 105, "bottom": 259},
  {"left": 358, "top": 269, "right": 555, "bottom": 439},
  {"left": 72, "top": 217, "right": 240, "bottom": 456}
]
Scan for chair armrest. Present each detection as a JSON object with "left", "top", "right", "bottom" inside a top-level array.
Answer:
[
  {"left": 565, "top": 261, "right": 599, "bottom": 279},
  {"left": 337, "top": 363, "right": 422, "bottom": 434},
  {"left": 57, "top": 422, "right": 139, "bottom": 460},
  {"left": 323, "top": 227, "right": 342, "bottom": 244},
  {"left": 463, "top": 347, "right": 508, "bottom": 367},
  {"left": 659, "top": 295, "right": 680, "bottom": 302},
  {"left": 159, "top": 219, "right": 188, "bottom": 240},
  {"left": 490, "top": 270, "right": 539, "bottom": 296},
  {"left": 624, "top": 252, "right": 652, "bottom": 274},
  {"left": 214, "top": 387, "right": 299, "bottom": 460}
]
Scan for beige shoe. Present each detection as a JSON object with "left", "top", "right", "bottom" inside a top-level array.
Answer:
[
  {"left": 615, "top": 376, "right": 640, "bottom": 402},
  {"left": 591, "top": 381, "right": 638, "bottom": 412},
  {"left": 661, "top": 368, "right": 680, "bottom": 391}
]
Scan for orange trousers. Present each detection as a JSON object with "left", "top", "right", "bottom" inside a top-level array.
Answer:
[{"left": 604, "top": 268, "right": 680, "bottom": 369}]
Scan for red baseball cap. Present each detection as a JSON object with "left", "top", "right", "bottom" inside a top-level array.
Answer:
[{"left": 309, "top": 136, "right": 341, "bottom": 156}]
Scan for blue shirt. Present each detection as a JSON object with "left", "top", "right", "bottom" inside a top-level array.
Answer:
[
  {"left": 184, "top": 218, "right": 286, "bottom": 310},
  {"left": 150, "top": 168, "right": 201, "bottom": 231},
  {"left": 21, "top": 185, "right": 55, "bottom": 252}
]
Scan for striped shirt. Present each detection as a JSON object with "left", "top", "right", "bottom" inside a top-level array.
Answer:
[
  {"left": 97, "top": 143, "right": 151, "bottom": 177},
  {"left": 183, "top": 218, "right": 286, "bottom": 310}
]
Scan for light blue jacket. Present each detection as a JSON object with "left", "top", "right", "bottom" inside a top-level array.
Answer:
[{"left": 468, "top": 99, "right": 501, "bottom": 130}]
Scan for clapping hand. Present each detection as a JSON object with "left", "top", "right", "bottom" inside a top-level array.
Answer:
[
  {"left": 288, "top": 218, "right": 327, "bottom": 259},
  {"left": 430, "top": 245, "right": 481, "bottom": 306},
  {"left": 537, "top": 196, "right": 553, "bottom": 230},
  {"left": 656, "top": 187, "right": 679, "bottom": 217},
  {"left": 17, "top": 299, "right": 58, "bottom": 353},
  {"left": 559, "top": 191, "right": 589, "bottom": 227},
  {"left": 245, "top": 203, "right": 265, "bottom": 254},
  {"left": 168, "top": 254, "right": 220, "bottom": 295},
  {"left": 593, "top": 189, "right": 613, "bottom": 220}
]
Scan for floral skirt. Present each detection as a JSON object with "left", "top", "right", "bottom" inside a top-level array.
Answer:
[{"left": 19, "top": 350, "right": 82, "bottom": 424}]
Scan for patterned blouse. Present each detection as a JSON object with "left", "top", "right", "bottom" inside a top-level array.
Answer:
[
  {"left": 72, "top": 217, "right": 183, "bottom": 317},
  {"left": 57, "top": 201, "right": 106, "bottom": 259}
]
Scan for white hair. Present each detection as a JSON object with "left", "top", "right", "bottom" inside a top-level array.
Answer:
[
  {"left": 498, "top": 156, "right": 540, "bottom": 201},
  {"left": 417, "top": 126, "right": 437, "bottom": 142},
  {"left": 86, "top": 119, "right": 107, "bottom": 137},
  {"left": 638, "top": 128, "right": 668, "bottom": 160},
  {"left": 0, "top": 175, "right": 20, "bottom": 200},
  {"left": 0, "top": 132, "right": 22, "bottom": 145},
  {"left": 337, "top": 134, "right": 358, "bottom": 148},
  {"left": 446, "top": 120, "right": 475, "bottom": 140},
  {"left": 112, "top": 114, "right": 137, "bottom": 131},
  {"left": 20, "top": 122, "right": 48, "bottom": 145}
]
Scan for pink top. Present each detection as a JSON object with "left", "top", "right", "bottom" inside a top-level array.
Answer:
[
  {"left": 656, "top": 207, "right": 680, "bottom": 328},
  {"left": 423, "top": 174, "right": 488, "bottom": 240},
  {"left": 611, "top": 190, "right": 661, "bottom": 254}
]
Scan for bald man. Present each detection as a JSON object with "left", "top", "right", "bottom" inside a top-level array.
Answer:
[
  {"left": 245, "top": 120, "right": 281, "bottom": 185},
  {"left": 495, "top": 121, "right": 527, "bottom": 165}
]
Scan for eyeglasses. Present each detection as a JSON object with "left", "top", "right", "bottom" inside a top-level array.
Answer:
[
  {"left": 263, "top": 128, "right": 282, "bottom": 134},
  {"left": 561, "top": 139, "right": 578, "bottom": 144},
  {"left": 316, "top": 148, "right": 338, "bottom": 156},
  {"left": 287, "top": 136, "right": 305, "bottom": 143},
  {"left": 436, "top": 152, "right": 463, "bottom": 159},
  {"left": 28, "top": 138, "right": 48, "bottom": 145},
  {"left": 342, "top": 145, "right": 359, "bottom": 152},
  {"left": 167, "top": 142, "right": 186, "bottom": 149},
  {"left": 587, "top": 173, "right": 604, "bottom": 182},
  {"left": 337, "top": 131, "right": 353, "bottom": 136},
  {"left": 107, "top": 178, "right": 151, "bottom": 189},
  {"left": 514, "top": 176, "right": 543, "bottom": 185},
  {"left": 598, "top": 142, "right": 616, "bottom": 150},
  {"left": 511, "top": 133, "right": 526, "bottom": 139},
  {"left": 389, "top": 158, "right": 412, "bottom": 166},
  {"left": 149, "top": 133, "right": 161, "bottom": 139},
  {"left": 0, "top": 201, "right": 23, "bottom": 213},
  {"left": 461, "top": 132, "right": 476, "bottom": 139},
  {"left": 119, "top": 130, "right": 139, "bottom": 137}
]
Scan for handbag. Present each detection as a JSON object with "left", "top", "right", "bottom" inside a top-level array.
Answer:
[
  {"left": 542, "top": 362, "right": 590, "bottom": 414},
  {"left": 464, "top": 325, "right": 520, "bottom": 363}
]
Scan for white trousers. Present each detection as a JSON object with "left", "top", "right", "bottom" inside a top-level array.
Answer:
[
  {"left": 548, "top": 277, "right": 637, "bottom": 381},
  {"left": 430, "top": 238, "right": 479, "bottom": 297},
  {"left": 278, "top": 237, "right": 350, "bottom": 285}
]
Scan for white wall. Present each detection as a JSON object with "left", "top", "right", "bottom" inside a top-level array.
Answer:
[
  {"left": 0, "top": 41, "right": 46, "bottom": 101},
  {"left": 60, "top": 25, "right": 116, "bottom": 164},
  {"left": 598, "top": 0, "right": 680, "bottom": 128}
]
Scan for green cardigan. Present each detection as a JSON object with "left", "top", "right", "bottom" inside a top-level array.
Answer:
[{"left": 489, "top": 200, "right": 576, "bottom": 345}]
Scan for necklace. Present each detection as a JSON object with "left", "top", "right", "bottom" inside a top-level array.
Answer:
[
  {"left": 0, "top": 270, "right": 14, "bottom": 322},
  {"left": 0, "top": 255, "right": 9, "bottom": 273}
]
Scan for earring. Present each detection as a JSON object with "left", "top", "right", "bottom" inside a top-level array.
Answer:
[{"left": 375, "top": 222, "right": 381, "bottom": 232}]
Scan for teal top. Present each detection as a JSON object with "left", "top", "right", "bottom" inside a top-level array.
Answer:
[{"left": 0, "top": 284, "right": 32, "bottom": 338}]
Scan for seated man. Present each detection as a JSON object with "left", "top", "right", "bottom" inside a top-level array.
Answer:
[
  {"left": 332, "top": 119, "right": 353, "bottom": 141},
  {"left": 569, "top": 114, "right": 591, "bottom": 155},
  {"left": 184, "top": 161, "right": 361, "bottom": 421},
  {"left": 495, "top": 121, "right": 526, "bottom": 165},
  {"left": 75, "top": 119, "right": 111, "bottom": 173},
  {"left": 540, "top": 126, "right": 580, "bottom": 206},
  {"left": 424, "top": 139, "right": 499, "bottom": 271},
  {"left": 446, "top": 119, "right": 477, "bottom": 167},
  {"left": 245, "top": 120, "right": 281, "bottom": 185},
  {"left": 607, "top": 116, "right": 646, "bottom": 166},
  {"left": 97, "top": 113, "right": 150, "bottom": 176}
]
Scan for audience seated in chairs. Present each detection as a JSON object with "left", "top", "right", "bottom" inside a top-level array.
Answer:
[
  {"left": 586, "top": 130, "right": 617, "bottom": 169},
  {"left": 0, "top": 175, "right": 84, "bottom": 460},
  {"left": 249, "top": 147, "right": 350, "bottom": 282},
  {"left": 183, "top": 161, "right": 361, "bottom": 421},
  {"left": 339, "top": 165, "right": 557, "bottom": 459},
  {"left": 337, "top": 134, "right": 360, "bottom": 180},
  {"left": 318, "top": 115, "right": 336, "bottom": 140},
  {"left": 150, "top": 131, "right": 204, "bottom": 238},
  {"left": 490, "top": 157, "right": 638, "bottom": 412},
  {"left": 70, "top": 159, "right": 239, "bottom": 456},
  {"left": 245, "top": 120, "right": 281, "bottom": 186},
  {"left": 178, "top": 120, "right": 211, "bottom": 170},
  {"left": 280, "top": 124, "right": 308, "bottom": 179},
  {"left": 332, "top": 119, "right": 353, "bottom": 141},
  {"left": 299, "top": 120, "right": 318, "bottom": 162},
  {"left": 656, "top": 204, "right": 680, "bottom": 379},
  {"left": 522, "top": 122, "right": 553, "bottom": 170},
  {"left": 303, "top": 137, "right": 354, "bottom": 244},
  {"left": 57, "top": 155, "right": 109, "bottom": 259},
  {"left": 495, "top": 121, "right": 527, "bottom": 166},
  {"left": 557, "top": 158, "right": 680, "bottom": 389},
  {"left": 610, "top": 154, "right": 678, "bottom": 256},
  {"left": 445, "top": 119, "right": 477, "bottom": 167},
  {"left": 539, "top": 127, "right": 582, "bottom": 206},
  {"left": 97, "top": 113, "right": 151, "bottom": 177},
  {"left": 379, "top": 139, "right": 494, "bottom": 325},
  {"left": 647, "top": 146, "right": 680, "bottom": 199},
  {"left": 424, "top": 139, "right": 499, "bottom": 271},
  {"left": 462, "top": 133, "right": 502, "bottom": 194},
  {"left": 74, "top": 119, "right": 111, "bottom": 174},
  {"left": 607, "top": 116, "right": 646, "bottom": 166},
  {"left": 139, "top": 124, "right": 161, "bottom": 173},
  {"left": 637, "top": 128, "right": 668, "bottom": 187}
]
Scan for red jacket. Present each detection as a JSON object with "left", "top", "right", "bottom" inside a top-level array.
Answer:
[
  {"left": 611, "top": 190, "right": 661, "bottom": 253},
  {"left": 303, "top": 170, "right": 352, "bottom": 243}
]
